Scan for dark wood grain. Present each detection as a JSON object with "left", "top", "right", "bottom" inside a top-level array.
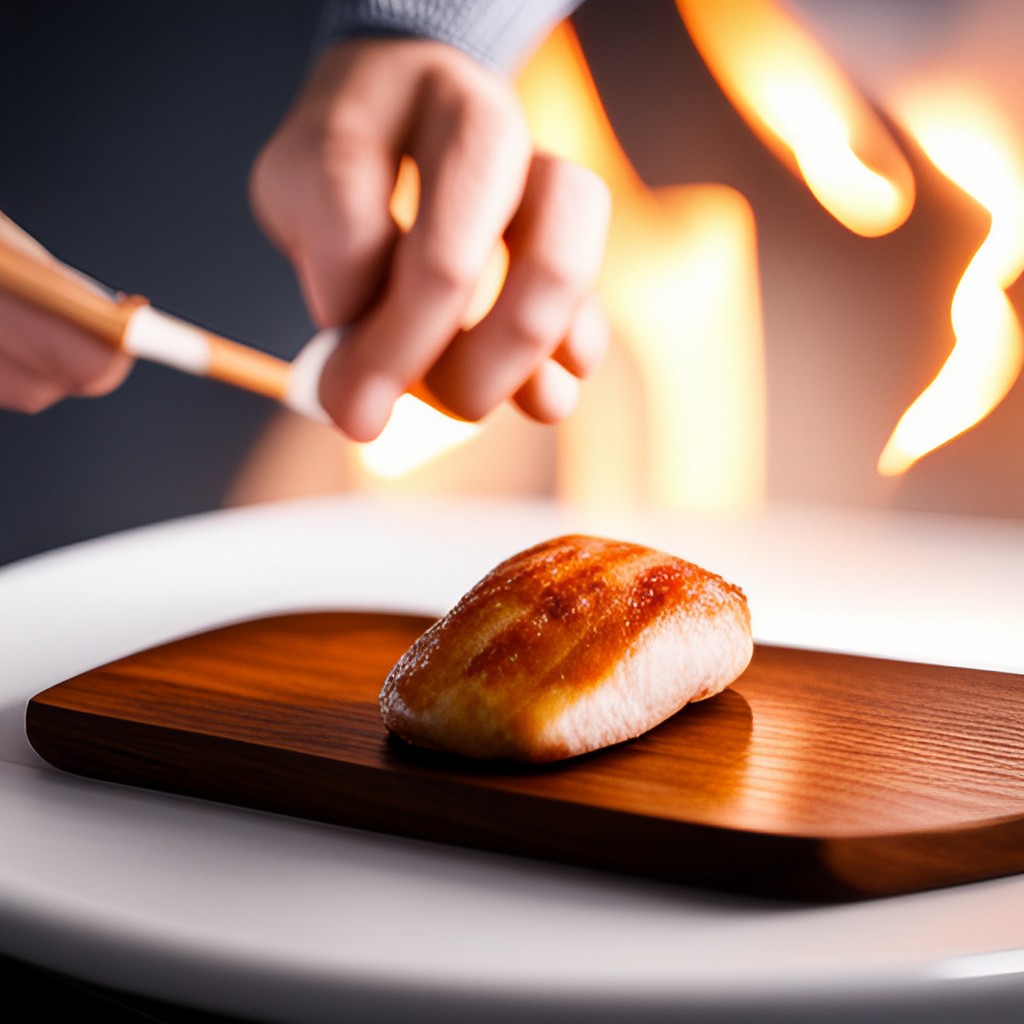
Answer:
[{"left": 25, "top": 611, "right": 1024, "bottom": 900}]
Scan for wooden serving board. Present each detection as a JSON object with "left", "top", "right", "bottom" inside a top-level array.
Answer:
[{"left": 26, "top": 611, "right": 1024, "bottom": 901}]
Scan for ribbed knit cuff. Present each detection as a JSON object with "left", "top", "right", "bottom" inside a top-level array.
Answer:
[{"left": 316, "top": 0, "right": 581, "bottom": 72}]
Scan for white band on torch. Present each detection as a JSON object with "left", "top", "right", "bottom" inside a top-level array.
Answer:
[
  {"left": 284, "top": 328, "right": 341, "bottom": 424},
  {"left": 122, "top": 305, "right": 211, "bottom": 374}
]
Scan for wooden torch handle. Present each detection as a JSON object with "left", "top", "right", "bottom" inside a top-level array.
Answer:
[
  {"left": 0, "top": 234, "right": 141, "bottom": 348},
  {"left": 0, "top": 219, "right": 462, "bottom": 424}
]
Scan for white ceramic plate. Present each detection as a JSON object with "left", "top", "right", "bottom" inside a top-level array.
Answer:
[{"left": 1, "top": 496, "right": 1022, "bottom": 1023}]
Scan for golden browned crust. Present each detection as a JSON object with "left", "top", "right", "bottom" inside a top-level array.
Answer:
[{"left": 379, "top": 534, "right": 752, "bottom": 761}]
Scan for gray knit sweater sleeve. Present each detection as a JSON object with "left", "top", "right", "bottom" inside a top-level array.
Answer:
[{"left": 317, "top": 0, "right": 583, "bottom": 72}]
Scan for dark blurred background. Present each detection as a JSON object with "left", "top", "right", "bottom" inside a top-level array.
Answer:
[{"left": 0, "top": 0, "right": 322, "bottom": 565}]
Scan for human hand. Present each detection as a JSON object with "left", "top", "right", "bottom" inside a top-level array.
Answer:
[
  {"left": 0, "top": 215, "right": 132, "bottom": 413},
  {"left": 249, "top": 38, "right": 611, "bottom": 441}
]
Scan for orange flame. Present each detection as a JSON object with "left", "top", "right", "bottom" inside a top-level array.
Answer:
[
  {"left": 878, "top": 86, "right": 1024, "bottom": 475},
  {"left": 677, "top": 0, "right": 915, "bottom": 238},
  {"left": 518, "top": 21, "right": 766, "bottom": 511}
]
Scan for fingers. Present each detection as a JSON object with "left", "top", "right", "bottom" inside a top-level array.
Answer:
[
  {"left": 511, "top": 360, "right": 581, "bottom": 425},
  {"left": 323, "top": 149, "right": 611, "bottom": 439},
  {"left": 318, "top": 60, "right": 535, "bottom": 440},
  {"left": 0, "top": 360, "right": 63, "bottom": 414},
  {"left": 252, "top": 39, "right": 612, "bottom": 441},
  {"left": 550, "top": 295, "right": 609, "bottom": 379},
  {"left": 512, "top": 295, "right": 610, "bottom": 422},
  {"left": 425, "top": 153, "right": 611, "bottom": 422},
  {"left": 0, "top": 293, "right": 132, "bottom": 413},
  {"left": 0, "top": 217, "right": 132, "bottom": 411}
]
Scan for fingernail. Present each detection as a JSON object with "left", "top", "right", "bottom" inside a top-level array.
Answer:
[{"left": 535, "top": 361, "right": 580, "bottom": 423}]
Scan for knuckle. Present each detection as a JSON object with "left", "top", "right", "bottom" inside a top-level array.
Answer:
[
  {"left": 426, "top": 66, "right": 530, "bottom": 157},
  {"left": 470, "top": 90, "right": 527, "bottom": 144},
  {"left": 319, "top": 160, "right": 390, "bottom": 236},
  {"left": 320, "top": 133, "right": 376, "bottom": 187},
  {"left": 534, "top": 253, "right": 582, "bottom": 295},
  {"left": 409, "top": 242, "right": 480, "bottom": 298},
  {"left": 519, "top": 248, "right": 587, "bottom": 302},
  {"left": 503, "top": 302, "right": 563, "bottom": 359}
]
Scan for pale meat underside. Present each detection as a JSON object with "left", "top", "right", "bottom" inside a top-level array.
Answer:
[
  {"left": 537, "top": 613, "right": 751, "bottom": 757},
  {"left": 379, "top": 535, "right": 753, "bottom": 762}
]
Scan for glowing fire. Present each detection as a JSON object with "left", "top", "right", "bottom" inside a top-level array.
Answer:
[
  {"left": 682, "top": 0, "right": 1023, "bottom": 478},
  {"left": 878, "top": 86, "right": 1024, "bottom": 475},
  {"left": 677, "top": 0, "right": 915, "bottom": 238},
  {"left": 518, "top": 21, "right": 766, "bottom": 512}
]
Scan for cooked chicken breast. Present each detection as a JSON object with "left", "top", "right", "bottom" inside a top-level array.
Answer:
[{"left": 380, "top": 534, "right": 752, "bottom": 762}]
